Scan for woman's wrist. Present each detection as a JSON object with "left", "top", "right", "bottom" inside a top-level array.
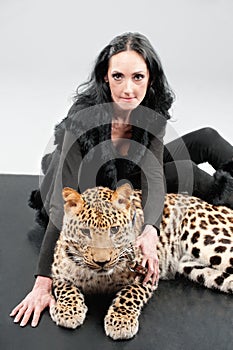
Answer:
[
  {"left": 34, "top": 275, "right": 53, "bottom": 291},
  {"left": 142, "top": 224, "right": 159, "bottom": 236}
]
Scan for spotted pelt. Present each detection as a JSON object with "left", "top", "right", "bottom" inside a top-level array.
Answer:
[{"left": 50, "top": 184, "right": 233, "bottom": 340}]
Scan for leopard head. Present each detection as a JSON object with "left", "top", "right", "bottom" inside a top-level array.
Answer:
[{"left": 61, "top": 184, "right": 141, "bottom": 274}]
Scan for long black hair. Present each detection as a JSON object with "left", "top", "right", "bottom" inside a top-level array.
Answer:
[{"left": 73, "top": 32, "right": 175, "bottom": 119}]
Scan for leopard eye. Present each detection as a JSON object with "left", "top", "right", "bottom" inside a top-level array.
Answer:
[
  {"left": 110, "top": 226, "right": 120, "bottom": 235},
  {"left": 79, "top": 228, "right": 91, "bottom": 237}
]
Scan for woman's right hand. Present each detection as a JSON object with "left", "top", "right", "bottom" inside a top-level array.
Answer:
[{"left": 10, "top": 276, "right": 55, "bottom": 327}]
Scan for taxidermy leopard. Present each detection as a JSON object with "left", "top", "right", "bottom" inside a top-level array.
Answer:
[{"left": 50, "top": 184, "right": 233, "bottom": 340}]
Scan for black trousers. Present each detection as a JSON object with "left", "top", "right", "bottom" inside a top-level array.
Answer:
[{"left": 163, "top": 127, "right": 233, "bottom": 199}]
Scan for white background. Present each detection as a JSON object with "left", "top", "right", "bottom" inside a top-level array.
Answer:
[{"left": 1, "top": 0, "right": 233, "bottom": 175}]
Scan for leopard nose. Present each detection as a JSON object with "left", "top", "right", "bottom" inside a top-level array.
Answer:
[{"left": 94, "top": 259, "right": 110, "bottom": 268}]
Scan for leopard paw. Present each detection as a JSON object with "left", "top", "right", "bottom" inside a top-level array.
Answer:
[
  {"left": 104, "top": 311, "right": 139, "bottom": 340},
  {"left": 50, "top": 302, "right": 88, "bottom": 329}
]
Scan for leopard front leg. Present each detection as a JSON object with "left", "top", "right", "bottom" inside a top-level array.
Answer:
[
  {"left": 104, "top": 282, "right": 154, "bottom": 340},
  {"left": 50, "top": 280, "right": 88, "bottom": 329}
]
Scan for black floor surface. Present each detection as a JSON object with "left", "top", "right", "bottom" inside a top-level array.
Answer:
[{"left": 1, "top": 174, "right": 233, "bottom": 350}]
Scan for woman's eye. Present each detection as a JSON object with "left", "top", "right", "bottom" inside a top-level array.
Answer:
[
  {"left": 112, "top": 73, "right": 122, "bottom": 81},
  {"left": 134, "top": 74, "right": 144, "bottom": 81},
  {"left": 110, "top": 226, "right": 120, "bottom": 235}
]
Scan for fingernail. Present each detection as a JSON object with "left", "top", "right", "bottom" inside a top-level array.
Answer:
[{"left": 31, "top": 321, "right": 37, "bottom": 327}]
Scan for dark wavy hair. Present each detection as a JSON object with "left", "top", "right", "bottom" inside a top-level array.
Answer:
[{"left": 73, "top": 32, "right": 175, "bottom": 119}]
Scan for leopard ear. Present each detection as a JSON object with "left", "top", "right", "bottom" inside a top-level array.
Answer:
[
  {"left": 62, "top": 187, "right": 84, "bottom": 214},
  {"left": 111, "top": 183, "right": 133, "bottom": 210}
]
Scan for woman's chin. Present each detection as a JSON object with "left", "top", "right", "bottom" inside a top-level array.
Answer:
[{"left": 114, "top": 100, "right": 139, "bottom": 112}]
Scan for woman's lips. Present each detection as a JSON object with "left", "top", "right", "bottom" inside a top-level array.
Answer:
[{"left": 120, "top": 97, "right": 135, "bottom": 102}]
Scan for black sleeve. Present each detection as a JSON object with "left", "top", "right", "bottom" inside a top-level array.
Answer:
[
  {"left": 36, "top": 131, "right": 83, "bottom": 277},
  {"left": 140, "top": 128, "right": 165, "bottom": 234}
]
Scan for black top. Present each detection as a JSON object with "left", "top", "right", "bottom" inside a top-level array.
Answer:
[{"left": 36, "top": 106, "right": 166, "bottom": 277}]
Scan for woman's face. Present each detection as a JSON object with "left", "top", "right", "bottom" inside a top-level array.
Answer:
[{"left": 105, "top": 50, "right": 150, "bottom": 112}]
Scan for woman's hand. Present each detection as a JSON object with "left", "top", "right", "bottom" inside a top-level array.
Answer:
[
  {"left": 135, "top": 224, "right": 159, "bottom": 286},
  {"left": 10, "top": 276, "right": 55, "bottom": 327}
]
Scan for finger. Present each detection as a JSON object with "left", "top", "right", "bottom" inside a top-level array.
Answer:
[
  {"left": 152, "top": 260, "right": 160, "bottom": 284},
  {"left": 13, "top": 304, "right": 28, "bottom": 323},
  {"left": 31, "top": 306, "right": 42, "bottom": 327},
  {"left": 143, "top": 259, "right": 154, "bottom": 285},
  {"left": 141, "top": 257, "right": 148, "bottom": 268},
  {"left": 152, "top": 269, "right": 159, "bottom": 285},
  {"left": 49, "top": 295, "right": 56, "bottom": 307},
  {"left": 143, "top": 271, "right": 152, "bottom": 285},
  {"left": 31, "top": 295, "right": 55, "bottom": 327},
  {"left": 143, "top": 257, "right": 159, "bottom": 285},
  {"left": 10, "top": 301, "right": 26, "bottom": 317},
  {"left": 19, "top": 307, "right": 34, "bottom": 327},
  {"left": 145, "top": 269, "right": 158, "bottom": 286}
]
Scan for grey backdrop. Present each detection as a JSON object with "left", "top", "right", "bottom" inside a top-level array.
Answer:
[{"left": 1, "top": 0, "right": 232, "bottom": 174}]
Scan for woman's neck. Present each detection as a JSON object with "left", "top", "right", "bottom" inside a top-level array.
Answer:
[
  {"left": 111, "top": 105, "right": 133, "bottom": 156},
  {"left": 112, "top": 105, "right": 132, "bottom": 124}
]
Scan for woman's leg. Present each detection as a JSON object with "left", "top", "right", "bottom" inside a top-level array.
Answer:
[
  {"left": 164, "top": 127, "right": 233, "bottom": 169},
  {"left": 163, "top": 160, "right": 214, "bottom": 200},
  {"left": 163, "top": 127, "right": 233, "bottom": 204}
]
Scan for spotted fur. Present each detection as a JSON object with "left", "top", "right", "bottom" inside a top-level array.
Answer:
[{"left": 50, "top": 184, "right": 233, "bottom": 340}]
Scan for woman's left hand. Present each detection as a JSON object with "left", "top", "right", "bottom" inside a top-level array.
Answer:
[{"left": 135, "top": 225, "right": 159, "bottom": 286}]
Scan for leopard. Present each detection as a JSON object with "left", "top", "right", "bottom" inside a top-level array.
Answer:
[{"left": 50, "top": 183, "right": 233, "bottom": 340}]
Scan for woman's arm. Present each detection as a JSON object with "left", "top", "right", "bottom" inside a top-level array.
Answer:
[
  {"left": 136, "top": 128, "right": 165, "bottom": 285},
  {"left": 36, "top": 131, "right": 83, "bottom": 276},
  {"left": 10, "top": 130, "right": 83, "bottom": 326},
  {"left": 141, "top": 129, "right": 165, "bottom": 230}
]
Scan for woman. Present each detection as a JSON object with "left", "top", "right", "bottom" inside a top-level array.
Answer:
[{"left": 10, "top": 32, "right": 233, "bottom": 327}]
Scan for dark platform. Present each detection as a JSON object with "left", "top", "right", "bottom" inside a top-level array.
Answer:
[{"left": 1, "top": 174, "right": 233, "bottom": 350}]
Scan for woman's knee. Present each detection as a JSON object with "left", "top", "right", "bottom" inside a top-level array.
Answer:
[{"left": 196, "top": 127, "right": 220, "bottom": 143}]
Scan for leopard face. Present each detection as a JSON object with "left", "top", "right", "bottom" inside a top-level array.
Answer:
[{"left": 52, "top": 184, "right": 143, "bottom": 293}]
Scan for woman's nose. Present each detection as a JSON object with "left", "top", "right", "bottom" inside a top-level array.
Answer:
[{"left": 123, "top": 79, "right": 133, "bottom": 94}]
